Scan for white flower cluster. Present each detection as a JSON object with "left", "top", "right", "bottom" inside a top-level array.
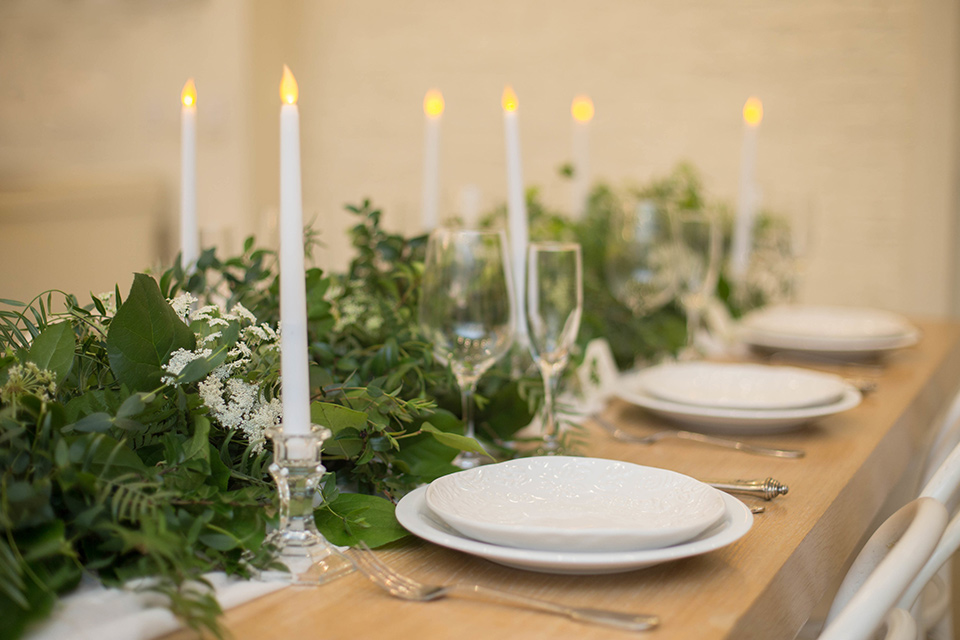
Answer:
[{"left": 162, "top": 295, "right": 282, "bottom": 452}]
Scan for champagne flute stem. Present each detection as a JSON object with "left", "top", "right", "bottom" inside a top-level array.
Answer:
[
  {"left": 538, "top": 364, "right": 563, "bottom": 453},
  {"left": 686, "top": 303, "right": 702, "bottom": 348}
]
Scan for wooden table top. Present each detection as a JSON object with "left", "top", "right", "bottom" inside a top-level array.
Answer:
[{"left": 165, "top": 319, "right": 960, "bottom": 640}]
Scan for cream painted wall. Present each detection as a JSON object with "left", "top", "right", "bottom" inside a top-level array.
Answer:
[{"left": 1, "top": 0, "right": 958, "bottom": 317}]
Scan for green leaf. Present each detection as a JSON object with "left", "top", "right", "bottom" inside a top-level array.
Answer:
[
  {"left": 106, "top": 274, "right": 196, "bottom": 392},
  {"left": 314, "top": 493, "right": 408, "bottom": 547},
  {"left": 310, "top": 402, "right": 367, "bottom": 433},
  {"left": 421, "top": 423, "right": 492, "bottom": 458},
  {"left": 184, "top": 416, "right": 211, "bottom": 463},
  {"left": 27, "top": 321, "right": 75, "bottom": 383}
]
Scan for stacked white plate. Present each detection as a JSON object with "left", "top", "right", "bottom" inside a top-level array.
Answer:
[
  {"left": 738, "top": 305, "right": 920, "bottom": 357},
  {"left": 394, "top": 457, "right": 753, "bottom": 575},
  {"left": 614, "top": 361, "right": 861, "bottom": 434}
]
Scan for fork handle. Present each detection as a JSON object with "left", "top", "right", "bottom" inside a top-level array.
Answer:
[
  {"left": 672, "top": 430, "right": 805, "bottom": 458},
  {"left": 459, "top": 584, "right": 660, "bottom": 631}
]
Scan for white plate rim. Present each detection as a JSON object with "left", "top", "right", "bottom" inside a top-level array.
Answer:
[
  {"left": 614, "top": 371, "right": 862, "bottom": 434},
  {"left": 739, "top": 326, "right": 921, "bottom": 353},
  {"left": 396, "top": 486, "right": 753, "bottom": 574},
  {"left": 638, "top": 362, "right": 848, "bottom": 410},
  {"left": 424, "top": 457, "right": 727, "bottom": 552}
]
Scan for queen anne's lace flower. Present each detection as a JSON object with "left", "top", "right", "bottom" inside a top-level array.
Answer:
[{"left": 162, "top": 299, "right": 282, "bottom": 452}]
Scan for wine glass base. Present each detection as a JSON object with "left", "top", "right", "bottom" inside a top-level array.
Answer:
[
  {"left": 259, "top": 530, "right": 355, "bottom": 586},
  {"left": 452, "top": 449, "right": 488, "bottom": 469}
]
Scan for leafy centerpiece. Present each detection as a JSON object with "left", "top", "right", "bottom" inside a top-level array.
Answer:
[{"left": 0, "top": 163, "right": 792, "bottom": 638}]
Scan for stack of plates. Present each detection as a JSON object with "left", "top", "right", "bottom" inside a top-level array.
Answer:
[
  {"left": 615, "top": 361, "right": 861, "bottom": 433},
  {"left": 738, "top": 305, "right": 920, "bottom": 357},
  {"left": 394, "top": 457, "right": 753, "bottom": 575}
]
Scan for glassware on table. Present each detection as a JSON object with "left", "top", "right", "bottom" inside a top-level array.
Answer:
[
  {"left": 673, "top": 209, "right": 721, "bottom": 354},
  {"left": 605, "top": 200, "right": 678, "bottom": 317},
  {"left": 419, "top": 228, "right": 515, "bottom": 469},
  {"left": 526, "top": 241, "right": 583, "bottom": 454},
  {"left": 259, "top": 425, "right": 354, "bottom": 584}
]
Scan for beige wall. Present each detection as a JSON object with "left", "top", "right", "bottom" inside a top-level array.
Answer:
[{"left": 2, "top": 0, "right": 959, "bottom": 316}]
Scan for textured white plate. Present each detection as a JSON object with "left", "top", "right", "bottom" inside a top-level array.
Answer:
[
  {"left": 615, "top": 371, "right": 862, "bottom": 434},
  {"left": 424, "top": 457, "right": 726, "bottom": 552},
  {"left": 739, "top": 305, "right": 920, "bottom": 354},
  {"left": 640, "top": 362, "right": 847, "bottom": 410},
  {"left": 397, "top": 486, "right": 752, "bottom": 574}
]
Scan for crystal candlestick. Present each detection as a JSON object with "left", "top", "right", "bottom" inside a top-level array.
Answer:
[{"left": 262, "top": 425, "right": 353, "bottom": 585}]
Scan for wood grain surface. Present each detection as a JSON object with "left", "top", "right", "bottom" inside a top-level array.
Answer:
[{"left": 164, "top": 320, "right": 960, "bottom": 640}]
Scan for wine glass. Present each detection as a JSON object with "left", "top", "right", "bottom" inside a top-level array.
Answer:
[
  {"left": 418, "top": 228, "right": 515, "bottom": 469},
  {"left": 526, "top": 241, "right": 583, "bottom": 454},
  {"left": 606, "top": 200, "right": 679, "bottom": 316},
  {"left": 673, "top": 209, "right": 721, "bottom": 354}
]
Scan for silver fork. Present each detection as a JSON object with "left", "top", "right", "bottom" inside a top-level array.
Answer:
[
  {"left": 351, "top": 542, "right": 660, "bottom": 632},
  {"left": 591, "top": 414, "right": 805, "bottom": 458}
]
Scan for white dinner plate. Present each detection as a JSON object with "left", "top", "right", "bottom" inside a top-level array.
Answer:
[
  {"left": 396, "top": 486, "right": 753, "bottom": 575},
  {"left": 615, "top": 370, "right": 862, "bottom": 434},
  {"left": 639, "top": 362, "right": 848, "bottom": 410},
  {"left": 424, "top": 457, "right": 726, "bottom": 552},
  {"left": 739, "top": 305, "right": 920, "bottom": 355}
]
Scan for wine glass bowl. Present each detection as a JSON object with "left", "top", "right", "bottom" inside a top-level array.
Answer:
[
  {"left": 419, "top": 228, "right": 515, "bottom": 468},
  {"left": 606, "top": 200, "right": 679, "bottom": 316},
  {"left": 672, "top": 209, "right": 721, "bottom": 352}
]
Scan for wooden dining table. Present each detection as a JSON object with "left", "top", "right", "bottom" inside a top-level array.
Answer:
[{"left": 165, "top": 319, "right": 960, "bottom": 640}]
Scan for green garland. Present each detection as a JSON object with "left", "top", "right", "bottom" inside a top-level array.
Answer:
[{"left": 0, "top": 163, "right": 790, "bottom": 639}]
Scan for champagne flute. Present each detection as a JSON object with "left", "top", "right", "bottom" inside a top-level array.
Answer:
[
  {"left": 673, "top": 209, "right": 721, "bottom": 354},
  {"left": 526, "top": 242, "right": 583, "bottom": 454},
  {"left": 606, "top": 200, "right": 679, "bottom": 316},
  {"left": 419, "top": 228, "right": 515, "bottom": 469}
]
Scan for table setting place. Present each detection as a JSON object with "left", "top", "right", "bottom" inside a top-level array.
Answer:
[{"left": 3, "top": 67, "right": 937, "bottom": 640}]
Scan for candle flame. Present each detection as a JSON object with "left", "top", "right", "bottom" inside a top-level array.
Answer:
[
  {"left": 502, "top": 86, "right": 518, "bottom": 113},
  {"left": 181, "top": 79, "right": 196, "bottom": 108},
  {"left": 571, "top": 95, "right": 594, "bottom": 123},
  {"left": 280, "top": 65, "right": 299, "bottom": 105},
  {"left": 743, "top": 96, "right": 763, "bottom": 126},
  {"left": 423, "top": 89, "right": 444, "bottom": 118}
]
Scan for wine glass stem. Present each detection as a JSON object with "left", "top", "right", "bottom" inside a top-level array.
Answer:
[
  {"left": 539, "top": 364, "right": 563, "bottom": 450},
  {"left": 460, "top": 377, "right": 480, "bottom": 441}
]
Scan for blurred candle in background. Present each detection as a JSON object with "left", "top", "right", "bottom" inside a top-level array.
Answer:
[
  {"left": 730, "top": 96, "right": 763, "bottom": 281},
  {"left": 180, "top": 78, "right": 198, "bottom": 271},
  {"left": 570, "top": 95, "right": 594, "bottom": 219},
  {"left": 502, "top": 85, "right": 528, "bottom": 345},
  {"left": 278, "top": 65, "right": 310, "bottom": 447},
  {"left": 421, "top": 89, "right": 444, "bottom": 232}
]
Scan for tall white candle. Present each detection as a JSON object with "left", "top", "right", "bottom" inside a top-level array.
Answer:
[
  {"left": 180, "top": 79, "right": 198, "bottom": 271},
  {"left": 421, "top": 89, "right": 444, "bottom": 232},
  {"left": 570, "top": 95, "right": 594, "bottom": 219},
  {"left": 278, "top": 65, "right": 311, "bottom": 444},
  {"left": 502, "top": 86, "right": 528, "bottom": 345},
  {"left": 730, "top": 96, "right": 763, "bottom": 281}
]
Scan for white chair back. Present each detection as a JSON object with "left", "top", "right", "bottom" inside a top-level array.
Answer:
[{"left": 819, "top": 497, "right": 947, "bottom": 640}]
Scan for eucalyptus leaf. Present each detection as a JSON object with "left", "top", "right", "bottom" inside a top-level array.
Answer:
[
  {"left": 27, "top": 321, "right": 75, "bottom": 384},
  {"left": 106, "top": 274, "right": 196, "bottom": 392},
  {"left": 421, "top": 423, "right": 492, "bottom": 458},
  {"left": 314, "top": 493, "right": 408, "bottom": 547}
]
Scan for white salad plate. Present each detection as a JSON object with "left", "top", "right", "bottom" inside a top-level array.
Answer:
[
  {"left": 639, "top": 362, "right": 848, "bottom": 410},
  {"left": 739, "top": 305, "right": 920, "bottom": 355},
  {"left": 396, "top": 486, "right": 753, "bottom": 575},
  {"left": 424, "top": 457, "right": 727, "bottom": 552},
  {"left": 615, "top": 370, "right": 862, "bottom": 434}
]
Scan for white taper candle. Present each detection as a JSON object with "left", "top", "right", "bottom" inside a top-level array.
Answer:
[
  {"left": 180, "top": 79, "right": 198, "bottom": 270},
  {"left": 502, "top": 86, "right": 528, "bottom": 345},
  {"left": 570, "top": 95, "right": 594, "bottom": 219},
  {"left": 421, "top": 89, "right": 444, "bottom": 232},
  {"left": 730, "top": 96, "right": 763, "bottom": 281},
  {"left": 278, "top": 65, "right": 311, "bottom": 447}
]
